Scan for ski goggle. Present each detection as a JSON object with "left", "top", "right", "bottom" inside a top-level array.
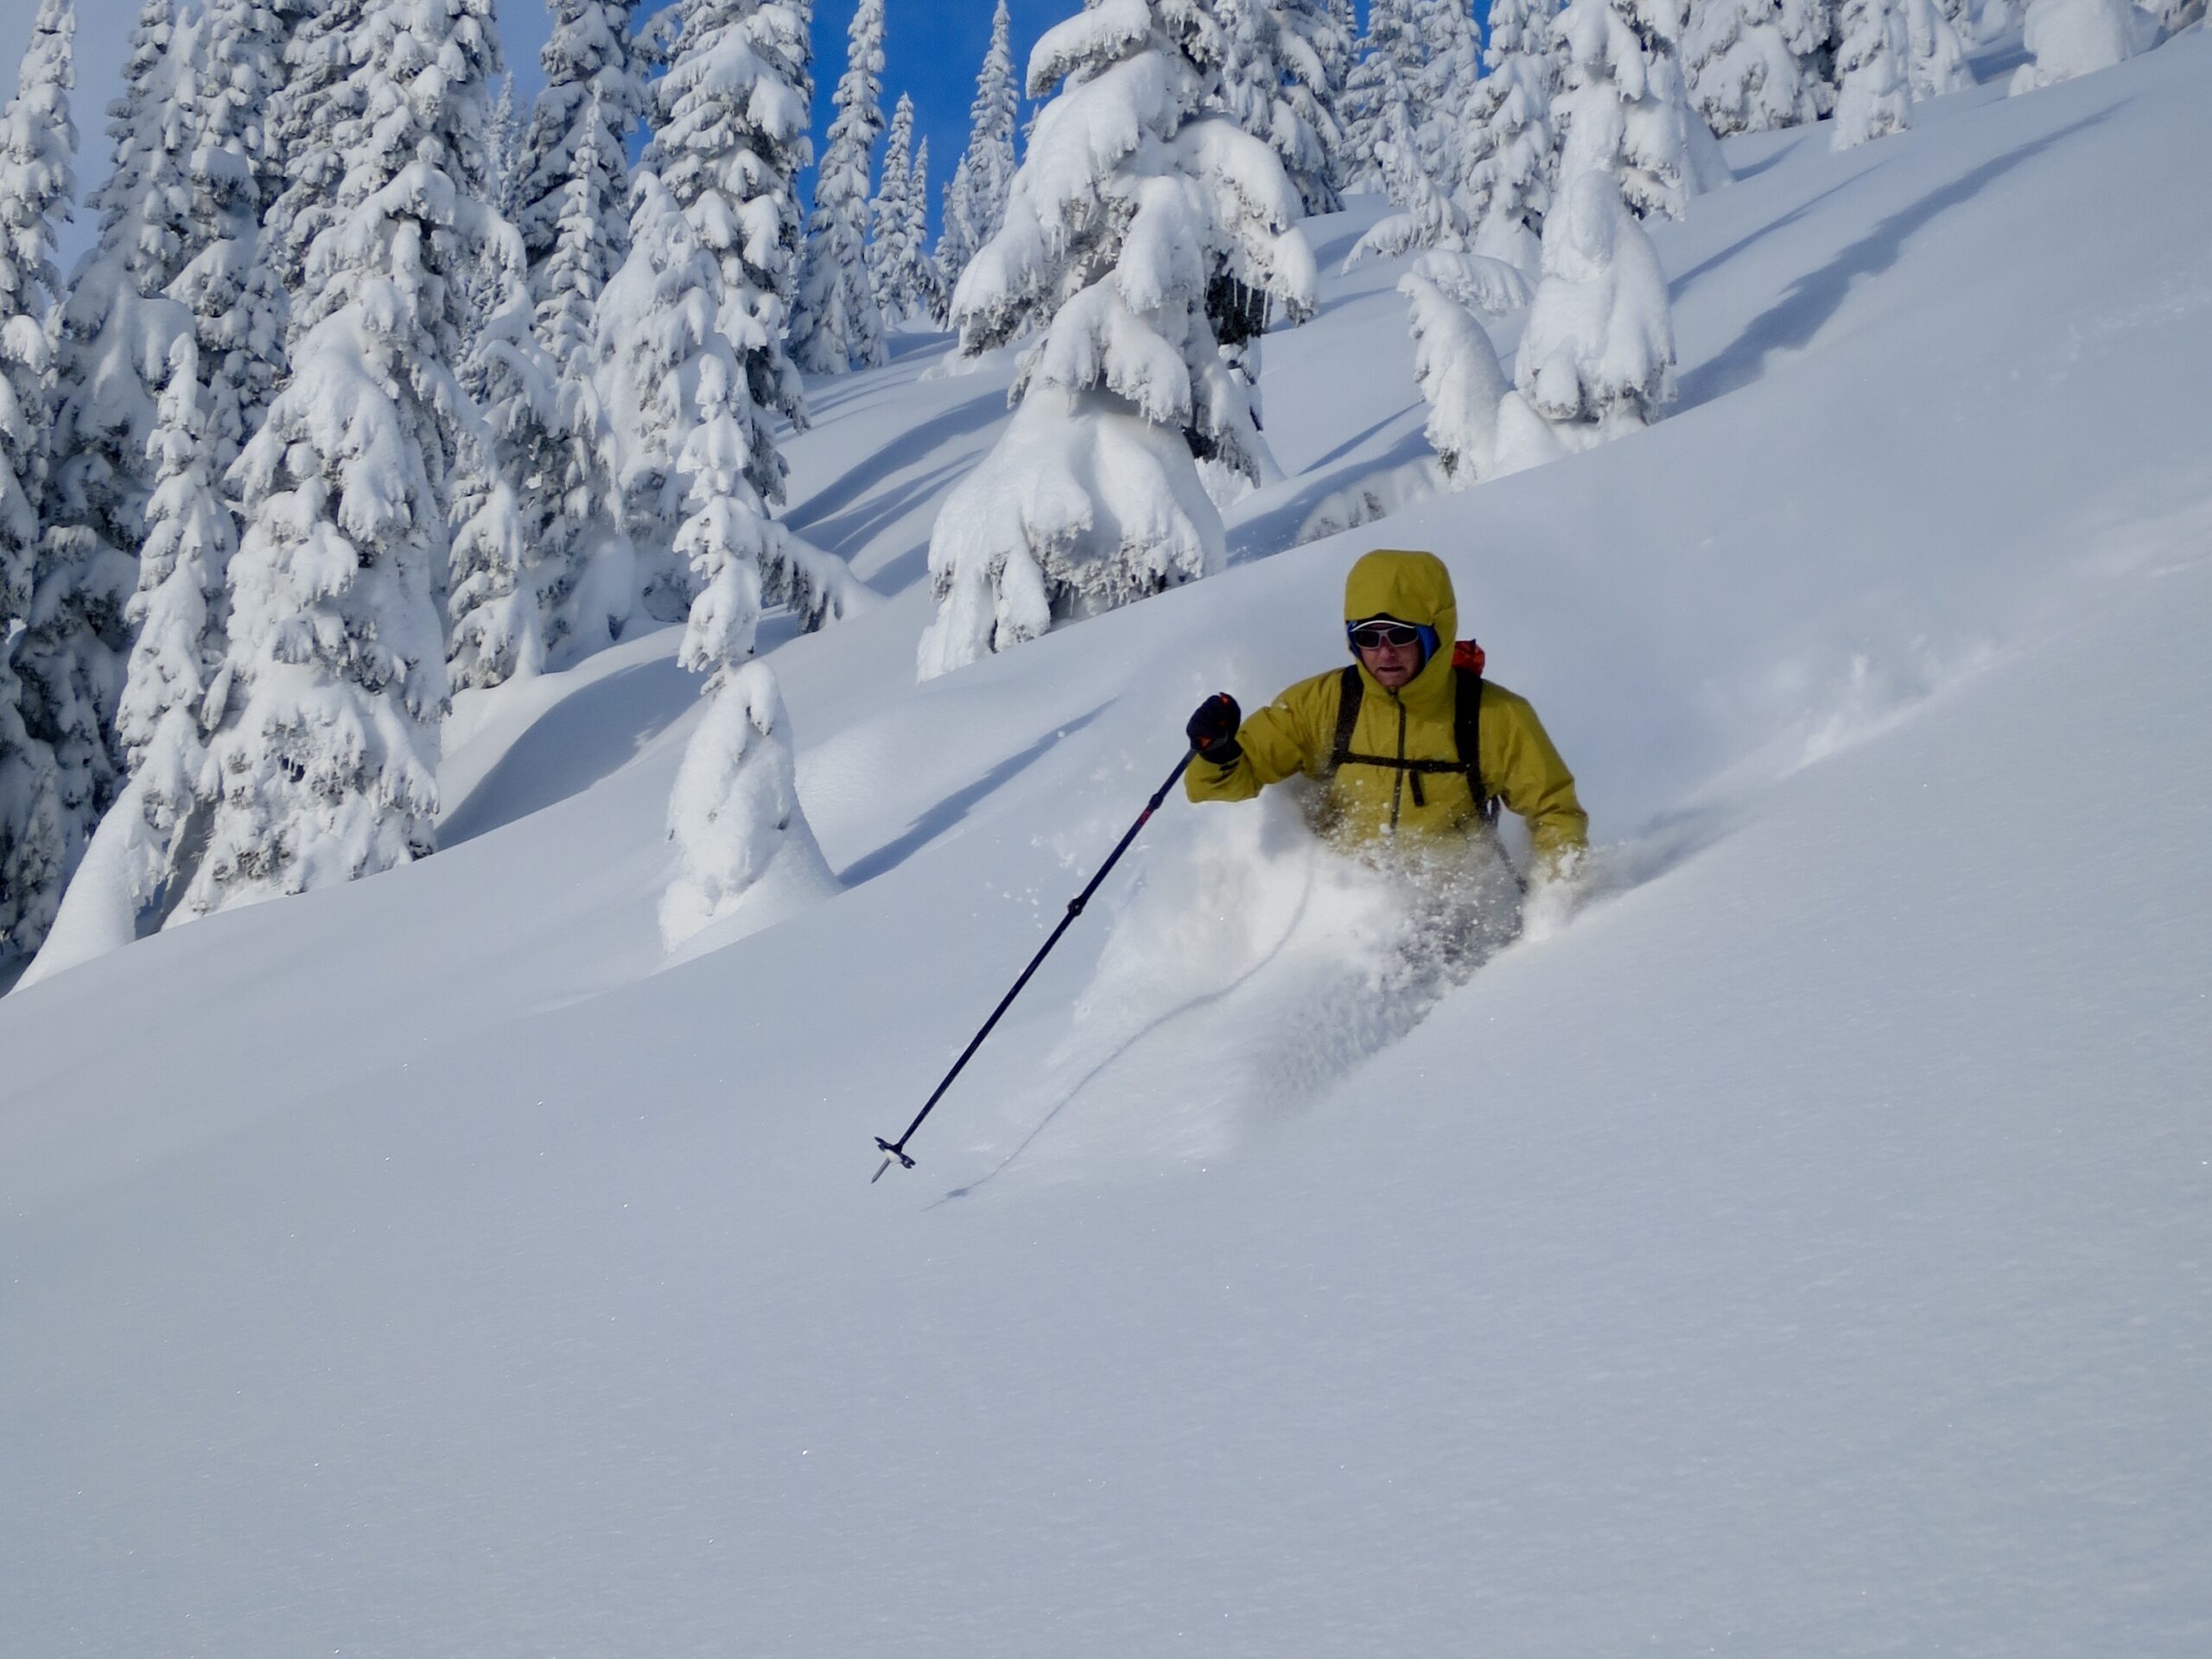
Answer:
[{"left": 1345, "top": 620, "right": 1426, "bottom": 651}]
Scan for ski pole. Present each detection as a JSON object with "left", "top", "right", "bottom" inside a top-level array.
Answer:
[{"left": 871, "top": 747, "right": 1197, "bottom": 1182}]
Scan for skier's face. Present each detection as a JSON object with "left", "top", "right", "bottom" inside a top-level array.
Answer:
[{"left": 1357, "top": 636, "right": 1423, "bottom": 690}]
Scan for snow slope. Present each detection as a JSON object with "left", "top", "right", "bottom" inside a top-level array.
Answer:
[{"left": 4, "top": 36, "right": 2210, "bottom": 1657}]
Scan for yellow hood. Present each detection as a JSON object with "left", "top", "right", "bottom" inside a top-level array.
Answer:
[{"left": 1343, "top": 548, "right": 1459, "bottom": 710}]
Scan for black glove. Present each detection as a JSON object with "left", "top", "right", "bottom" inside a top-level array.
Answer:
[{"left": 1185, "top": 692, "right": 1243, "bottom": 764}]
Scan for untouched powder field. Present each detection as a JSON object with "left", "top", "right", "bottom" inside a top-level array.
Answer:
[{"left": 4, "top": 35, "right": 2209, "bottom": 1659}]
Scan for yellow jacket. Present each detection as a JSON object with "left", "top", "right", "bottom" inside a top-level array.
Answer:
[{"left": 1186, "top": 550, "right": 1588, "bottom": 868}]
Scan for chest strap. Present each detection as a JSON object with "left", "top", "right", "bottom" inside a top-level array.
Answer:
[{"left": 1326, "top": 662, "right": 1498, "bottom": 820}]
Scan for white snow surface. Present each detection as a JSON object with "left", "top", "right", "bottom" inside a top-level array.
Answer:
[{"left": 4, "top": 35, "right": 2212, "bottom": 1657}]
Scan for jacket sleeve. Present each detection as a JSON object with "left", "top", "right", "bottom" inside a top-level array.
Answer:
[
  {"left": 1185, "top": 677, "right": 1328, "bottom": 803},
  {"left": 1484, "top": 689, "right": 1588, "bottom": 871}
]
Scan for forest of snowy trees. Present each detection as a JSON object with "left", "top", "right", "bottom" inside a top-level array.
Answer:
[{"left": 0, "top": 0, "right": 2195, "bottom": 970}]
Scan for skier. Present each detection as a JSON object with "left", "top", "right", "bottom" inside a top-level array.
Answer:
[{"left": 1183, "top": 547, "right": 1587, "bottom": 898}]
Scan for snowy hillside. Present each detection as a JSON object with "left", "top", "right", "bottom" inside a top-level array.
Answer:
[{"left": 5, "top": 34, "right": 2210, "bottom": 1658}]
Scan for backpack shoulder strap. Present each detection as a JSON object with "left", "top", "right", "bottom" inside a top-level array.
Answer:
[
  {"left": 1327, "top": 664, "right": 1363, "bottom": 777},
  {"left": 1454, "top": 666, "right": 1497, "bottom": 821}
]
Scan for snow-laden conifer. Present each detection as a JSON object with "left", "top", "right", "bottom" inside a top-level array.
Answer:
[
  {"left": 1400, "top": 273, "right": 1513, "bottom": 484},
  {"left": 790, "top": 0, "right": 887, "bottom": 375},
  {"left": 867, "top": 93, "right": 938, "bottom": 325},
  {"left": 1684, "top": 0, "right": 1821, "bottom": 135},
  {"left": 594, "top": 171, "right": 859, "bottom": 659},
  {"left": 1832, "top": 0, "right": 1911, "bottom": 147},
  {"left": 1553, "top": 0, "right": 1721, "bottom": 220},
  {"left": 1213, "top": 0, "right": 1350, "bottom": 216},
  {"left": 2008, "top": 0, "right": 2150, "bottom": 92},
  {"left": 652, "top": 0, "right": 814, "bottom": 475},
  {"left": 0, "top": 0, "right": 76, "bottom": 959},
  {"left": 659, "top": 660, "right": 835, "bottom": 953},
  {"left": 514, "top": 0, "right": 645, "bottom": 359},
  {"left": 1508, "top": 169, "right": 1676, "bottom": 451},
  {"left": 937, "top": 0, "right": 1020, "bottom": 296},
  {"left": 1903, "top": 0, "right": 1971, "bottom": 97},
  {"left": 918, "top": 0, "right": 1319, "bottom": 678},
  {"left": 179, "top": 0, "right": 510, "bottom": 918},
  {"left": 905, "top": 137, "right": 946, "bottom": 325},
  {"left": 1344, "top": 41, "right": 1471, "bottom": 264},
  {"left": 1409, "top": 0, "right": 1484, "bottom": 193},
  {"left": 1461, "top": 0, "right": 1559, "bottom": 276},
  {"left": 31, "top": 0, "right": 201, "bottom": 908},
  {"left": 1340, "top": 0, "right": 1425, "bottom": 193}
]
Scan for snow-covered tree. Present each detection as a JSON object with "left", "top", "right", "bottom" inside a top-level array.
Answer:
[
  {"left": 29, "top": 0, "right": 202, "bottom": 924},
  {"left": 1684, "top": 0, "right": 1821, "bottom": 135},
  {"left": 869, "top": 94, "right": 938, "bottom": 324},
  {"left": 1831, "top": 0, "right": 1911, "bottom": 147},
  {"left": 652, "top": 0, "right": 814, "bottom": 478},
  {"left": 1461, "top": 0, "right": 1559, "bottom": 274},
  {"left": 790, "top": 0, "right": 887, "bottom": 375},
  {"left": 1903, "top": 0, "right": 1970, "bottom": 97},
  {"left": 918, "top": 0, "right": 1319, "bottom": 678},
  {"left": 1213, "top": 0, "right": 1351, "bottom": 216},
  {"left": 178, "top": 0, "right": 509, "bottom": 918},
  {"left": 513, "top": 0, "right": 645, "bottom": 355},
  {"left": 595, "top": 171, "right": 858, "bottom": 663},
  {"left": 1509, "top": 169, "right": 1676, "bottom": 448},
  {"left": 1345, "top": 31, "right": 1471, "bottom": 264},
  {"left": 1409, "top": 0, "right": 1484, "bottom": 189},
  {"left": 905, "top": 137, "right": 946, "bottom": 325},
  {"left": 2008, "top": 0, "right": 2151, "bottom": 92},
  {"left": 1553, "top": 0, "right": 1723, "bottom": 220},
  {"left": 1340, "top": 0, "right": 1425, "bottom": 193},
  {"left": 1400, "top": 273, "right": 1514, "bottom": 484},
  {"left": 659, "top": 660, "right": 835, "bottom": 952},
  {"left": 0, "top": 0, "right": 76, "bottom": 959},
  {"left": 937, "top": 0, "right": 1020, "bottom": 294}
]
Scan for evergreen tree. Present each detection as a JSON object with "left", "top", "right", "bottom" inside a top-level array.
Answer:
[
  {"left": 790, "top": 0, "right": 887, "bottom": 375},
  {"left": 1684, "top": 0, "right": 1821, "bottom": 135},
  {"left": 906, "top": 137, "right": 946, "bottom": 325},
  {"left": 1408, "top": 0, "right": 1484, "bottom": 193},
  {"left": 31, "top": 0, "right": 200, "bottom": 921},
  {"left": 1553, "top": 0, "right": 1719, "bottom": 221},
  {"left": 1344, "top": 37, "right": 1471, "bottom": 263},
  {"left": 1832, "top": 0, "right": 1910, "bottom": 147},
  {"left": 652, "top": 0, "right": 814, "bottom": 482},
  {"left": 514, "top": 0, "right": 645, "bottom": 355},
  {"left": 1462, "top": 0, "right": 1560, "bottom": 275},
  {"left": 1507, "top": 168, "right": 1675, "bottom": 451},
  {"left": 1902, "top": 0, "right": 1969, "bottom": 99},
  {"left": 918, "top": 0, "right": 1319, "bottom": 678},
  {"left": 1214, "top": 0, "right": 1351, "bottom": 217},
  {"left": 1400, "top": 273, "right": 1513, "bottom": 484},
  {"left": 1341, "top": 0, "right": 1425, "bottom": 193},
  {"left": 937, "top": 0, "right": 1019, "bottom": 294},
  {"left": 179, "top": 0, "right": 508, "bottom": 918},
  {"left": 868, "top": 92, "right": 932, "bottom": 324},
  {"left": 0, "top": 0, "right": 76, "bottom": 958},
  {"left": 2008, "top": 0, "right": 2148, "bottom": 92}
]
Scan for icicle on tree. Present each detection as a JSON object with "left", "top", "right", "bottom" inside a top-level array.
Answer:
[
  {"left": 869, "top": 93, "right": 938, "bottom": 325},
  {"left": 29, "top": 0, "right": 201, "bottom": 937},
  {"left": 2008, "top": 0, "right": 2151, "bottom": 92},
  {"left": 937, "top": 0, "right": 1020, "bottom": 300},
  {"left": 1503, "top": 169, "right": 1676, "bottom": 461},
  {"left": 1831, "top": 0, "right": 1911, "bottom": 148},
  {"left": 0, "top": 0, "right": 76, "bottom": 961},
  {"left": 595, "top": 0, "right": 856, "bottom": 673},
  {"left": 659, "top": 660, "right": 835, "bottom": 953},
  {"left": 916, "top": 0, "right": 1319, "bottom": 679},
  {"left": 1553, "top": 0, "right": 1722, "bottom": 221},
  {"left": 790, "top": 0, "right": 887, "bottom": 375},
  {"left": 176, "top": 0, "right": 510, "bottom": 919},
  {"left": 1683, "top": 0, "right": 1821, "bottom": 135},
  {"left": 1460, "top": 0, "right": 1560, "bottom": 276}
]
